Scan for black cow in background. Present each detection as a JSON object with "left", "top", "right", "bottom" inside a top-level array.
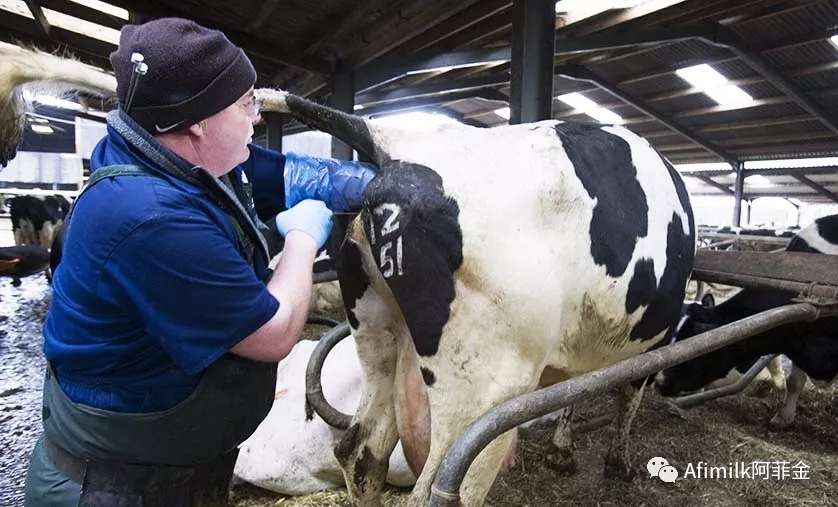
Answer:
[
  {"left": 7, "top": 194, "right": 70, "bottom": 284},
  {"left": 656, "top": 214, "right": 838, "bottom": 428}
]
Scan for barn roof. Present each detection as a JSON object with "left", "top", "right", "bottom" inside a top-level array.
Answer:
[{"left": 2, "top": 0, "right": 838, "bottom": 203}]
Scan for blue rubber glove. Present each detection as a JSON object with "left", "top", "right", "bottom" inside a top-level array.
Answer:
[
  {"left": 275, "top": 199, "right": 334, "bottom": 250},
  {"left": 284, "top": 152, "right": 376, "bottom": 211}
]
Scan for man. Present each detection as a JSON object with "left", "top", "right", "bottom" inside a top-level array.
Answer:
[{"left": 24, "top": 17, "right": 375, "bottom": 506}]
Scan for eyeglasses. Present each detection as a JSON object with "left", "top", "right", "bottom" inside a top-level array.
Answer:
[{"left": 240, "top": 94, "right": 261, "bottom": 118}]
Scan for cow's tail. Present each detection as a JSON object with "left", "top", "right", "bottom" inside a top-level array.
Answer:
[
  {"left": 256, "top": 88, "right": 381, "bottom": 165},
  {"left": 0, "top": 45, "right": 116, "bottom": 166}
]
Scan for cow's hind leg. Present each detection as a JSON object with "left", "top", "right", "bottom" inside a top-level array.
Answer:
[
  {"left": 603, "top": 383, "right": 645, "bottom": 481},
  {"left": 545, "top": 407, "right": 577, "bottom": 474},
  {"left": 407, "top": 339, "right": 540, "bottom": 507},
  {"left": 333, "top": 231, "right": 400, "bottom": 507},
  {"left": 334, "top": 323, "right": 399, "bottom": 507}
]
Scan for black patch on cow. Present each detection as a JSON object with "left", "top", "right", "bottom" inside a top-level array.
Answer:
[
  {"left": 625, "top": 259, "right": 656, "bottom": 314},
  {"left": 629, "top": 212, "right": 695, "bottom": 341},
  {"left": 353, "top": 446, "right": 377, "bottom": 494},
  {"left": 816, "top": 214, "right": 838, "bottom": 245},
  {"left": 785, "top": 236, "right": 820, "bottom": 254},
  {"left": 553, "top": 123, "right": 648, "bottom": 277},
  {"left": 420, "top": 367, "right": 436, "bottom": 387},
  {"left": 362, "top": 161, "right": 463, "bottom": 357},
  {"left": 334, "top": 422, "right": 360, "bottom": 465},
  {"left": 338, "top": 238, "right": 370, "bottom": 329}
]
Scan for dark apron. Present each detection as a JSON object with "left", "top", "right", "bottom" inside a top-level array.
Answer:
[{"left": 25, "top": 165, "right": 277, "bottom": 507}]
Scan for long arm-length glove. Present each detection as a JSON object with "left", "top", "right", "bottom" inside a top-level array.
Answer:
[{"left": 283, "top": 152, "right": 377, "bottom": 212}]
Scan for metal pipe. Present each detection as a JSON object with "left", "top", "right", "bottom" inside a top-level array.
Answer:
[
  {"left": 692, "top": 270, "right": 838, "bottom": 302},
  {"left": 306, "top": 314, "right": 343, "bottom": 327},
  {"left": 671, "top": 354, "right": 777, "bottom": 408},
  {"left": 428, "top": 303, "right": 824, "bottom": 507},
  {"left": 304, "top": 321, "right": 353, "bottom": 429},
  {"left": 313, "top": 270, "right": 339, "bottom": 284}
]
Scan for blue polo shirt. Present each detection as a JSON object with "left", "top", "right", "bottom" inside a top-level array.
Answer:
[{"left": 43, "top": 128, "right": 285, "bottom": 413}]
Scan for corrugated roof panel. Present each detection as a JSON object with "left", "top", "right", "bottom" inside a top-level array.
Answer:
[
  {"left": 587, "top": 39, "right": 729, "bottom": 83},
  {"left": 789, "top": 68, "right": 838, "bottom": 91},
  {"left": 763, "top": 39, "right": 838, "bottom": 69},
  {"left": 729, "top": 1, "right": 838, "bottom": 47},
  {"left": 676, "top": 101, "right": 806, "bottom": 127}
]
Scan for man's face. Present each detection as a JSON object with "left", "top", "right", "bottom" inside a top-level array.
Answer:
[{"left": 199, "top": 87, "right": 260, "bottom": 174}]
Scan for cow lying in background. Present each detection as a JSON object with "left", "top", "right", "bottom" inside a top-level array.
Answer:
[
  {"left": 0, "top": 244, "right": 50, "bottom": 286},
  {"left": 0, "top": 47, "right": 695, "bottom": 507},
  {"left": 8, "top": 194, "right": 70, "bottom": 249},
  {"left": 235, "top": 336, "right": 415, "bottom": 495},
  {"left": 656, "top": 214, "right": 838, "bottom": 428},
  {"left": 256, "top": 89, "right": 695, "bottom": 506}
]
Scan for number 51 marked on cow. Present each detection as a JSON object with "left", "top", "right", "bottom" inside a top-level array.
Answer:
[{"left": 373, "top": 203, "right": 404, "bottom": 278}]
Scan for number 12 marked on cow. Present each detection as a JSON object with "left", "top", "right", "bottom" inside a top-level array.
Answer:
[{"left": 372, "top": 203, "right": 404, "bottom": 278}]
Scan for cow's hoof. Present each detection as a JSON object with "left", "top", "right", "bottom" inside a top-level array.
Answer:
[
  {"left": 603, "top": 457, "right": 636, "bottom": 482},
  {"left": 768, "top": 414, "right": 793, "bottom": 430},
  {"left": 544, "top": 445, "right": 577, "bottom": 475}
]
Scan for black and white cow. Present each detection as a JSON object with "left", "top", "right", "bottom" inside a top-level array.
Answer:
[
  {"left": 9, "top": 194, "right": 70, "bottom": 249},
  {"left": 656, "top": 214, "right": 838, "bottom": 428},
  {"left": 257, "top": 89, "right": 695, "bottom": 506}
]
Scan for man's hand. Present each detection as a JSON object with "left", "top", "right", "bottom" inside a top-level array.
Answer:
[{"left": 275, "top": 199, "right": 333, "bottom": 249}]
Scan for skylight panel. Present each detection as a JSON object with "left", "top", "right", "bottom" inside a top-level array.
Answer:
[
  {"left": 675, "top": 63, "right": 753, "bottom": 107},
  {"left": 557, "top": 92, "right": 623, "bottom": 124},
  {"left": 0, "top": 0, "right": 121, "bottom": 45},
  {"left": 493, "top": 107, "right": 510, "bottom": 120},
  {"left": 67, "top": 0, "right": 128, "bottom": 20}
]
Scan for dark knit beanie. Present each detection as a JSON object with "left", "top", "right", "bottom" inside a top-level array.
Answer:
[{"left": 109, "top": 17, "right": 257, "bottom": 134}]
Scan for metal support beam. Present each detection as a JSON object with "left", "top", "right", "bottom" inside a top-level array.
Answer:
[
  {"left": 23, "top": 0, "right": 51, "bottom": 37},
  {"left": 556, "top": 66, "right": 736, "bottom": 162},
  {"left": 554, "top": 22, "right": 716, "bottom": 55},
  {"left": 108, "top": 0, "right": 330, "bottom": 73},
  {"left": 791, "top": 174, "right": 838, "bottom": 204},
  {"left": 354, "top": 46, "right": 511, "bottom": 93},
  {"left": 744, "top": 199, "right": 751, "bottom": 225},
  {"left": 693, "top": 175, "right": 734, "bottom": 196},
  {"left": 509, "top": 0, "right": 555, "bottom": 124},
  {"left": 733, "top": 161, "right": 744, "bottom": 227},
  {"left": 356, "top": 74, "right": 508, "bottom": 107},
  {"left": 263, "top": 112, "right": 283, "bottom": 152},
  {"left": 360, "top": 89, "right": 508, "bottom": 117},
  {"left": 330, "top": 69, "right": 355, "bottom": 160}
]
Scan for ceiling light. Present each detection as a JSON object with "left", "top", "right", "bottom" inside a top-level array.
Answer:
[
  {"left": 830, "top": 35, "right": 838, "bottom": 50},
  {"left": 31, "top": 124, "right": 54, "bottom": 134}
]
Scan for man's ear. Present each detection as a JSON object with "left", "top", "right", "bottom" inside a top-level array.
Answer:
[{"left": 186, "top": 121, "right": 205, "bottom": 137}]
